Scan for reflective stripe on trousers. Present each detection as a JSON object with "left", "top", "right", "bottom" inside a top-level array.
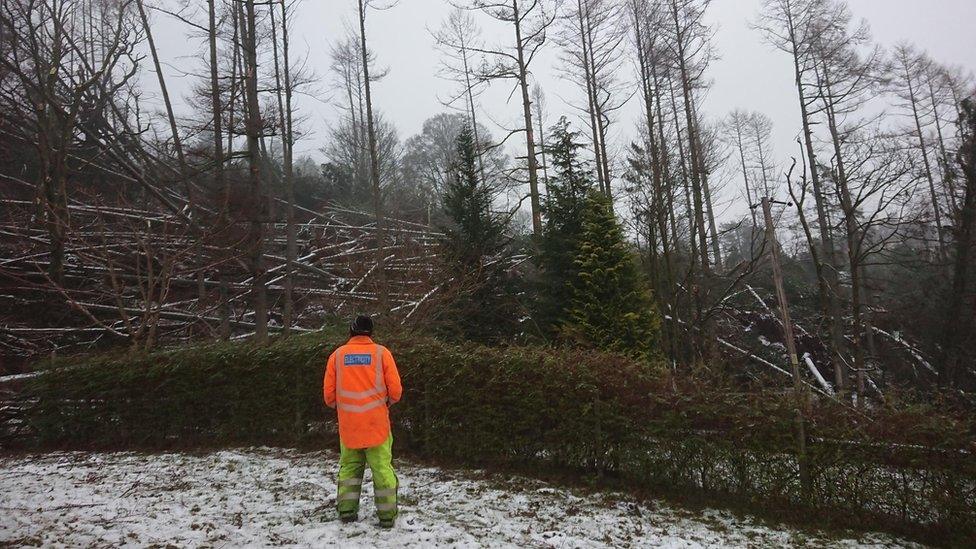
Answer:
[
  {"left": 336, "top": 434, "right": 398, "bottom": 520},
  {"left": 374, "top": 487, "right": 397, "bottom": 512}
]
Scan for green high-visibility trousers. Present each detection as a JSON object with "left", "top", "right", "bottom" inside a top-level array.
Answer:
[{"left": 337, "top": 434, "right": 398, "bottom": 522}]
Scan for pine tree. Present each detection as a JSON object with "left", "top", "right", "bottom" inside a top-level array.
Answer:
[
  {"left": 536, "top": 117, "right": 595, "bottom": 335},
  {"left": 565, "top": 189, "right": 661, "bottom": 361},
  {"left": 442, "top": 126, "right": 503, "bottom": 264},
  {"left": 440, "top": 125, "right": 517, "bottom": 342}
]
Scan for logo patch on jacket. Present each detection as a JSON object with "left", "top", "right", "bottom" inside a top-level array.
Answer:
[{"left": 344, "top": 354, "right": 373, "bottom": 366}]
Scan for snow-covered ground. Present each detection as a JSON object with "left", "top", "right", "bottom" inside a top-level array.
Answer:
[{"left": 0, "top": 448, "right": 922, "bottom": 548}]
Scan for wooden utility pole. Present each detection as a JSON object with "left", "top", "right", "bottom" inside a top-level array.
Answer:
[{"left": 761, "top": 196, "right": 810, "bottom": 495}]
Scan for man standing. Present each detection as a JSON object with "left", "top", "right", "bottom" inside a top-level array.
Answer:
[{"left": 323, "top": 315, "right": 402, "bottom": 528}]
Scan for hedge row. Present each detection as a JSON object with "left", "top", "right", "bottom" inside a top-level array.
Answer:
[{"left": 8, "top": 330, "right": 976, "bottom": 545}]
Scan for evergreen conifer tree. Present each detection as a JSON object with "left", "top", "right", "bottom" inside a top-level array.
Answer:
[
  {"left": 442, "top": 126, "right": 503, "bottom": 264},
  {"left": 565, "top": 189, "right": 661, "bottom": 360},
  {"left": 440, "top": 125, "right": 518, "bottom": 342},
  {"left": 536, "top": 117, "right": 595, "bottom": 334}
]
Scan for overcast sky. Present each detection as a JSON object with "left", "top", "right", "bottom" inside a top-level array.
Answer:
[{"left": 150, "top": 0, "right": 976, "bottom": 218}]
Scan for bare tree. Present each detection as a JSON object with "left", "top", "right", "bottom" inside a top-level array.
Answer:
[
  {"left": 329, "top": 35, "right": 372, "bottom": 194},
  {"left": 452, "top": 0, "right": 560, "bottom": 236},
  {"left": 891, "top": 43, "right": 949, "bottom": 262},
  {"left": 0, "top": 0, "right": 149, "bottom": 286},
  {"left": 532, "top": 83, "right": 550, "bottom": 197},
  {"left": 658, "top": 0, "right": 723, "bottom": 359},
  {"left": 663, "top": 0, "right": 716, "bottom": 277},
  {"left": 557, "top": 0, "right": 625, "bottom": 199},
  {"left": 925, "top": 60, "right": 963, "bottom": 213},
  {"left": 0, "top": 0, "right": 450, "bottom": 363},
  {"left": 629, "top": 0, "right": 678, "bottom": 355},
  {"left": 829, "top": 132, "right": 919, "bottom": 401},
  {"left": 758, "top": 0, "right": 848, "bottom": 393},
  {"left": 433, "top": 7, "right": 489, "bottom": 182},
  {"left": 357, "top": 0, "right": 390, "bottom": 310},
  {"left": 206, "top": 0, "right": 227, "bottom": 222},
  {"left": 270, "top": 0, "right": 297, "bottom": 334},
  {"left": 747, "top": 112, "right": 778, "bottom": 198},
  {"left": 135, "top": 0, "right": 190, "bottom": 204},
  {"left": 807, "top": 0, "right": 889, "bottom": 399},
  {"left": 401, "top": 112, "right": 507, "bottom": 219},
  {"left": 240, "top": 0, "right": 268, "bottom": 342},
  {"left": 722, "top": 110, "right": 760, "bottom": 228}
]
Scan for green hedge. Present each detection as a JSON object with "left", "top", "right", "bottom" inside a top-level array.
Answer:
[{"left": 9, "top": 330, "right": 976, "bottom": 545}]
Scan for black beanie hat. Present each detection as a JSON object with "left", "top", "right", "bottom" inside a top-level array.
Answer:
[{"left": 350, "top": 315, "right": 374, "bottom": 336}]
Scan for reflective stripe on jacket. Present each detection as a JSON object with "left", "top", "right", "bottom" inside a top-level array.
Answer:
[{"left": 323, "top": 335, "right": 402, "bottom": 449}]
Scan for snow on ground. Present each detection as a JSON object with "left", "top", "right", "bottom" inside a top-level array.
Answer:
[{"left": 0, "top": 448, "right": 922, "bottom": 548}]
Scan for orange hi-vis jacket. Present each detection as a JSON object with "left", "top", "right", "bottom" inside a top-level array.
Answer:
[{"left": 323, "top": 335, "right": 402, "bottom": 449}]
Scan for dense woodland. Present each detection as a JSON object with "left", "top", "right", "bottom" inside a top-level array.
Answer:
[{"left": 1, "top": 0, "right": 975, "bottom": 406}]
